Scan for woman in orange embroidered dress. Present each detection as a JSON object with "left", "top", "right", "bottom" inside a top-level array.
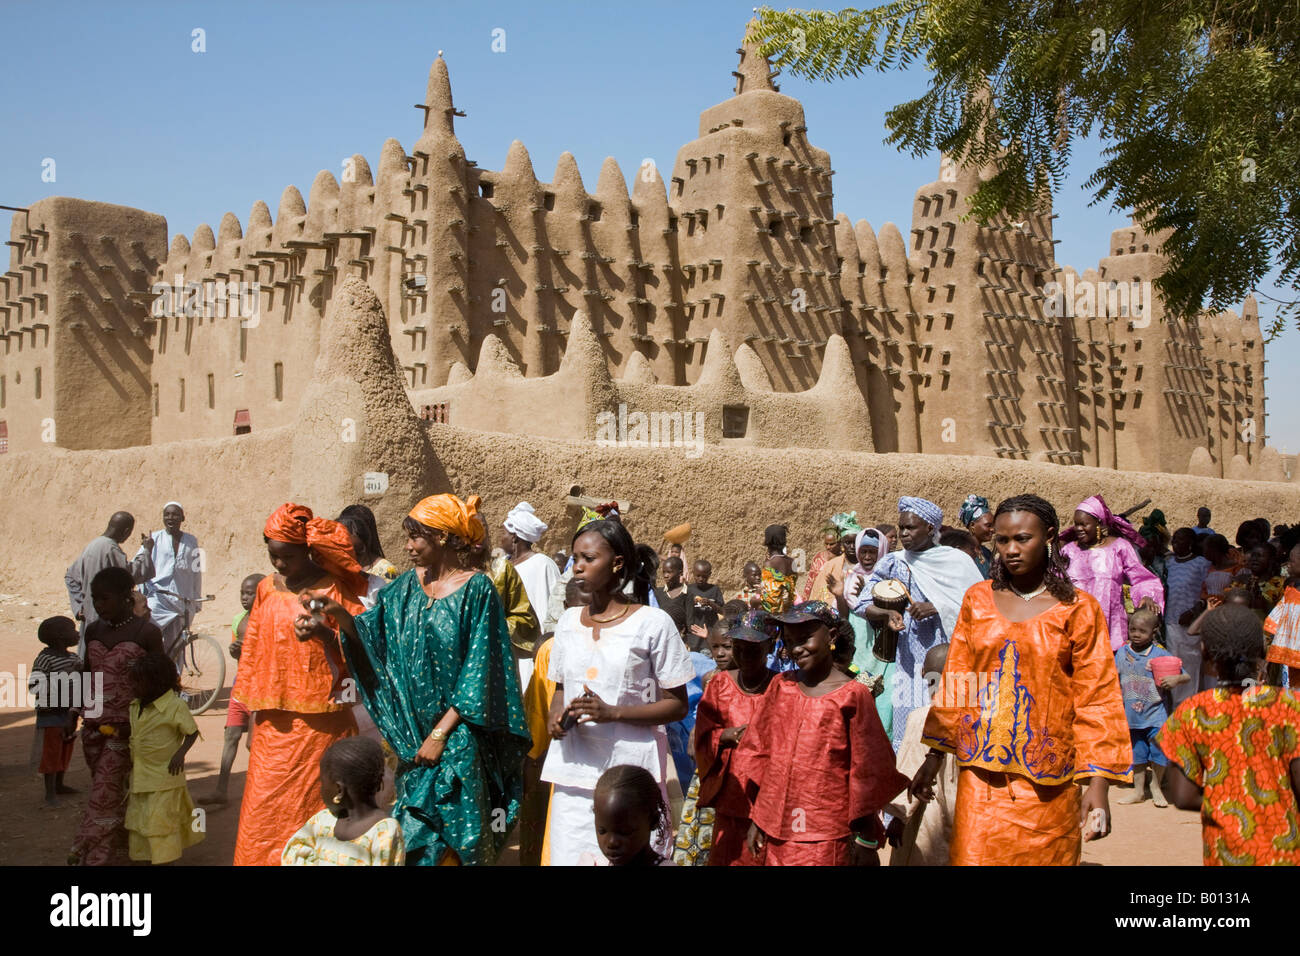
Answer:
[{"left": 911, "top": 495, "right": 1132, "bottom": 865}]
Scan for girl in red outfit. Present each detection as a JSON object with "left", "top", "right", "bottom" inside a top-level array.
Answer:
[
  {"left": 695, "top": 610, "right": 777, "bottom": 865},
  {"left": 734, "top": 601, "right": 909, "bottom": 865}
]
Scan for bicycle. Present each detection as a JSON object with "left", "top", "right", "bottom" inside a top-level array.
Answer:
[{"left": 155, "top": 590, "right": 226, "bottom": 715}]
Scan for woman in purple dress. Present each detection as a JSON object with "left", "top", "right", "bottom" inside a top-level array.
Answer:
[{"left": 1059, "top": 495, "right": 1164, "bottom": 651}]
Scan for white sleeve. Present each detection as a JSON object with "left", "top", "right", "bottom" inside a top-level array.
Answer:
[
  {"left": 647, "top": 610, "right": 695, "bottom": 690},
  {"left": 546, "top": 617, "right": 570, "bottom": 685}
]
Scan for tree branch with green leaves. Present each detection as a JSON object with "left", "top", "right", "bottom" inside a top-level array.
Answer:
[{"left": 749, "top": 1, "right": 1300, "bottom": 337}]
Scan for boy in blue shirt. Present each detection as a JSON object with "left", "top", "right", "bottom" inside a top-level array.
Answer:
[{"left": 1114, "top": 607, "right": 1190, "bottom": 806}]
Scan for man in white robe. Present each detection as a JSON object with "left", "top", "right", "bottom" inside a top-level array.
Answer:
[
  {"left": 501, "top": 502, "right": 561, "bottom": 636},
  {"left": 134, "top": 502, "right": 203, "bottom": 656}
]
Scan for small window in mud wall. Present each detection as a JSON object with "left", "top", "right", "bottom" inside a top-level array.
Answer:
[
  {"left": 722, "top": 404, "right": 749, "bottom": 438},
  {"left": 152, "top": 384, "right": 159, "bottom": 418},
  {"left": 686, "top": 216, "right": 696, "bottom": 238},
  {"left": 178, "top": 377, "right": 185, "bottom": 412},
  {"left": 420, "top": 402, "right": 449, "bottom": 424},
  {"left": 239, "top": 325, "right": 247, "bottom": 362},
  {"left": 234, "top": 408, "right": 251, "bottom": 435},
  {"left": 768, "top": 217, "right": 783, "bottom": 238},
  {"left": 35, "top": 367, "right": 42, "bottom": 399},
  {"left": 207, "top": 373, "right": 215, "bottom": 409},
  {"left": 479, "top": 180, "right": 494, "bottom": 199},
  {"left": 0, "top": 374, "right": 5, "bottom": 408},
  {"left": 543, "top": 192, "right": 555, "bottom": 211},
  {"left": 274, "top": 362, "right": 284, "bottom": 401},
  {"left": 799, "top": 225, "right": 812, "bottom": 242},
  {"left": 0, "top": 421, "right": 7, "bottom": 454}
]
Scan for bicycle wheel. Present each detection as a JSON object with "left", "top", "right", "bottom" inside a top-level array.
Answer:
[{"left": 178, "top": 633, "right": 226, "bottom": 715}]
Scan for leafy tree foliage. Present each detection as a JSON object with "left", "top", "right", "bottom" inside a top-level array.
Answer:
[{"left": 749, "top": 2, "right": 1299, "bottom": 336}]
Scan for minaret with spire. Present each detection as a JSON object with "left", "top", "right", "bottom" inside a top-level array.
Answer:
[{"left": 663, "top": 23, "right": 839, "bottom": 390}]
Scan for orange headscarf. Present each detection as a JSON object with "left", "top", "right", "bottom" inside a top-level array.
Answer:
[
  {"left": 408, "top": 493, "right": 485, "bottom": 546},
  {"left": 263, "top": 502, "right": 368, "bottom": 596}
]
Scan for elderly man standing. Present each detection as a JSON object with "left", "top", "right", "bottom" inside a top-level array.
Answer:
[
  {"left": 135, "top": 502, "right": 203, "bottom": 656},
  {"left": 65, "top": 512, "right": 153, "bottom": 653},
  {"left": 501, "top": 502, "right": 561, "bottom": 636},
  {"left": 852, "top": 496, "right": 984, "bottom": 748}
]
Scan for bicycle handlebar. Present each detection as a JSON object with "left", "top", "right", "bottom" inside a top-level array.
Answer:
[{"left": 152, "top": 589, "right": 216, "bottom": 606}]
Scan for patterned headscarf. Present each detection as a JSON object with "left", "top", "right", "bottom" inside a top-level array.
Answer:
[
  {"left": 263, "top": 502, "right": 367, "bottom": 595},
  {"left": 578, "top": 501, "right": 620, "bottom": 530},
  {"left": 830, "top": 511, "right": 863, "bottom": 536},
  {"left": 959, "top": 494, "right": 990, "bottom": 528},
  {"left": 898, "top": 496, "right": 943, "bottom": 532},
  {"left": 1059, "top": 494, "right": 1145, "bottom": 548},
  {"left": 408, "top": 493, "right": 485, "bottom": 546}
]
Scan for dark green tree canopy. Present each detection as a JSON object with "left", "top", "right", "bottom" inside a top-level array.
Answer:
[{"left": 749, "top": 2, "right": 1299, "bottom": 336}]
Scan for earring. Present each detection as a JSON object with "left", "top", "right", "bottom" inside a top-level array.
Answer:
[
  {"left": 1047, "top": 542, "right": 1054, "bottom": 560},
  {"left": 829, "top": 642, "right": 837, "bottom": 651},
  {"left": 332, "top": 793, "right": 342, "bottom": 805}
]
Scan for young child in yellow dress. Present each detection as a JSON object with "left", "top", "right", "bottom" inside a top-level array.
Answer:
[
  {"left": 125, "top": 652, "right": 203, "bottom": 864},
  {"left": 281, "top": 737, "right": 404, "bottom": 865}
]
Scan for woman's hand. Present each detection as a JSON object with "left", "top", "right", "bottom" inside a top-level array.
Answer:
[
  {"left": 1137, "top": 597, "right": 1158, "bottom": 614},
  {"left": 168, "top": 749, "right": 186, "bottom": 775},
  {"left": 718, "top": 725, "right": 747, "bottom": 749},
  {"left": 909, "top": 752, "right": 943, "bottom": 803},
  {"left": 292, "top": 613, "right": 334, "bottom": 642},
  {"left": 565, "top": 686, "right": 620, "bottom": 724},
  {"left": 688, "top": 624, "right": 708, "bottom": 644},
  {"left": 1080, "top": 777, "right": 1111, "bottom": 841},
  {"left": 746, "top": 822, "right": 767, "bottom": 857},
  {"left": 910, "top": 601, "right": 938, "bottom": 621},
  {"left": 827, "top": 569, "right": 844, "bottom": 598},
  {"left": 414, "top": 732, "right": 446, "bottom": 768}
]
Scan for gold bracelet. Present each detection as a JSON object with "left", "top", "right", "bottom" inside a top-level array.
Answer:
[{"left": 431, "top": 728, "right": 448, "bottom": 741}]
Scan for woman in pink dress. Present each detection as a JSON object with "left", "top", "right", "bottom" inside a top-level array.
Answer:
[
  {"left": 1059, "top": 495, "right": 1164, "bottom": 651},
  {"left": 70, "top": 566, "right": 164, "bottom": 866}
]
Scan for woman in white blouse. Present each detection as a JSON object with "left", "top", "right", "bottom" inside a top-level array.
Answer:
[{"left": 543, "top": 519, "right": 692, "bottom": 865}]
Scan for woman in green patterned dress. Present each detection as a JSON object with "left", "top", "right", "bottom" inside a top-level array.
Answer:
[{"left": 307, "top": 493, "right": 531, "bottom": 866}]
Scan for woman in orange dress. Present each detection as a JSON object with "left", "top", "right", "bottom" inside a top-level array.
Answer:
[
  {"left": 232, "top": 503, "right": 366, "bottom": 866},
  {"left": 911, "top": 494, "right": 1132, "bottom": 865}
]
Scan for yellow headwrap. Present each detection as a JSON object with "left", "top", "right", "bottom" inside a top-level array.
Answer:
[{"left": 408, "top": 493, "right": 485, "bottom": 546}]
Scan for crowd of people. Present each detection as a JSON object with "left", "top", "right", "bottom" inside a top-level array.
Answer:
[{"left": 27, "top": 491, "right": 1300, "bottom": 866}]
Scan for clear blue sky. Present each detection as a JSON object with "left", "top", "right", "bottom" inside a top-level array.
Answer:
[{"left": 3, "top": 0, "right": 1293, "bottom": 451}]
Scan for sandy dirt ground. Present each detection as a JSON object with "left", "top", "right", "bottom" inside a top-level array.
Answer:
[{"left": 0, "top": 590, "right": 1202, "bottom": 867}]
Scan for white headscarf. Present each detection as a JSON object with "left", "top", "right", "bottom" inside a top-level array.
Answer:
[
  {"left": 504, "top": 502, "right": 548, "bottom": 543},
  {"left": 844, "top": 529, "right": 884, "bottom": 606}
]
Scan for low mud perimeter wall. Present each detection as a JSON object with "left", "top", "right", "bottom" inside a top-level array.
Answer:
[
  {"left": 433, "top": 425, "right": 1300, "bottom": 592},
  {"left": 5, "top": 422, "right": 1300, "bottom": 627}
]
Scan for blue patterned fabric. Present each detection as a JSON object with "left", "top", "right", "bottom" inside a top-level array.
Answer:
[{"left": 898, "top": 496, "right": 943, "bottom": 530}]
